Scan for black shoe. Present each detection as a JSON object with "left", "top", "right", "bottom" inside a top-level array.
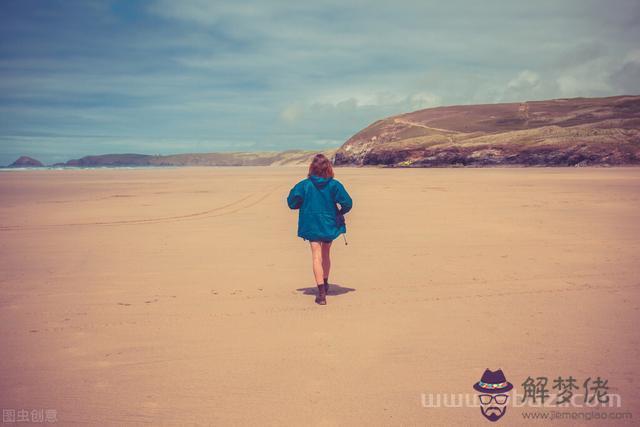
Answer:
[{"left": 315, "top": 285, "right": 327, "bottom": 305}]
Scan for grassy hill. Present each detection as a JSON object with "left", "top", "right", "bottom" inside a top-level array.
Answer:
[{"left": 334, "top": 95, "right": 640, "bottom": 167}]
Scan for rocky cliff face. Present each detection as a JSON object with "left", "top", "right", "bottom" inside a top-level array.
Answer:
[
  {"left": 7, "top": 156, "right": 44, "bottom": 167},
  {"left": 334, "top": 95, "right": 640, "bottom": 167}
]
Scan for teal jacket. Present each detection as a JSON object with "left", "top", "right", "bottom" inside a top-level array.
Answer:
[{"left": 287, "top": 175, "right": 353, "bottom": 241}]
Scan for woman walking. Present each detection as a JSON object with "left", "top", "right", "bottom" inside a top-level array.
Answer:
[{"left": 287, "top": 154, "right": 353, "bottom": 305}]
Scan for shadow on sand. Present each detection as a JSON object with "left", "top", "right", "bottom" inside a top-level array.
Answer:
[{"left": 296, "top": 283, "right": 356, "bottom": 297}]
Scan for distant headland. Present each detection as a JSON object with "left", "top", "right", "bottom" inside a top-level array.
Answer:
[
  {"left": 334, "top": 94, "right": 640, "bottom": 167},
  {"left": 5, "top": 95, "right": 640, "bottom": 169},
  {"left": 3, "top": 150, "right": 335, "bottom": 168}
]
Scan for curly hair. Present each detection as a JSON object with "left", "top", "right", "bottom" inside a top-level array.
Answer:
[
  {"left": 307, "top": 154, "right": 333, "bottom": 178},
  {"left": 307, "top": 153, "right": 334, "bottom": 178}
]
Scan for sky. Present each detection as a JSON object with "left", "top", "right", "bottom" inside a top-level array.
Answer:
[{"left": 1, "top": 0, "right": 639, "bottom": 165}]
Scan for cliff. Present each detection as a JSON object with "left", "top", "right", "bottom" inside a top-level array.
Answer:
[{"left": 334, "top": 95, "right": 640, "bottom": 167}]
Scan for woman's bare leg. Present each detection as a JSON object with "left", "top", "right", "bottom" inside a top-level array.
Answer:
[
  {"left": 310, "top": 241, "right": 327, "bottom": 305},
  {"left": 310, "top": 241, "right": 324, "bottom": 285},
  {"left": 321, "top": 241, "right": 332, "bottom": 282}
]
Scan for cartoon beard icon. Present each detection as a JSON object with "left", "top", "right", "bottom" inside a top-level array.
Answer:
[
  {"left": 473, "top": 369, "right": 513, "bottom": 422},
  {"left": 480, "top": 404, "right": 507, "bottom": 422}
]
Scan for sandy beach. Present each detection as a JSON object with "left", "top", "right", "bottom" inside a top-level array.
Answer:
[{"left": 1, "top": 166, "right": 639, "bottom": 425}]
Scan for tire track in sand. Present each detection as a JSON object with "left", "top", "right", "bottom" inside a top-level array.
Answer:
[{"left": 0, "top": 184, "right": 282, "bottom": 231}]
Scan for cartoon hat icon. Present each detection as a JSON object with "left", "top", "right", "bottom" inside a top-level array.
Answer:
[{"left": 473, "top": 369, "right": 514, "bottom": 394}]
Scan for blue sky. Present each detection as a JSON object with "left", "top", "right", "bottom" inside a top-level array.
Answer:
[{"left": 1, "top": 0, "right": 639, "bottom": 165}]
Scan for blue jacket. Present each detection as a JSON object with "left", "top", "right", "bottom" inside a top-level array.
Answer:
[{"left": 287, "top": 175, "right": 353, "bottom": 241}]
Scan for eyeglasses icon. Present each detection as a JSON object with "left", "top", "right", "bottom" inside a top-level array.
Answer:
[{"left": 479, "top": 394, "right": 509, "bottom": 405}]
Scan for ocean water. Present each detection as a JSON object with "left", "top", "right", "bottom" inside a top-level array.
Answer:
[{"left": 0, "top": 165, "right": 182, "bottom": 171}]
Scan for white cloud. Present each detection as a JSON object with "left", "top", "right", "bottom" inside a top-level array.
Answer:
[
  {"left": 609, "top": 49, "right": 640, "bottom": 94},
  {"left": 280, "top": 104, "right": 305, "bottom": 123},
  {"left": 409, "top": 92, "right": 442, "bottom": 110},
  {"left": 311, "top": 90, "right": 440, "bottom": 110},
  {"left": 555, "top": 57, "right": 616, "bottom": 97},
  {"left": 507, "top": 70, "right": 540, "bottom": 90},
  {"left": 624, "top": 50, "right": 640, "bottom": 64}
]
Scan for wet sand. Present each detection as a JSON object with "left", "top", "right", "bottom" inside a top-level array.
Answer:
[{"left": 1, "top": 166, "right": 639, "bottom": 425}]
